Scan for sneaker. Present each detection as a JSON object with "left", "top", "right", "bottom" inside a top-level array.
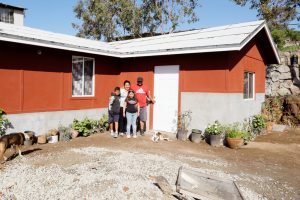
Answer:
[
  {"left": 110, "top": 131, "right": 114, "bottom": 136},
  {"left": 119, "top": 132, "right": 124, "bottom": 136},
  {"left": 133, "top": 134, "right": 137, "bottom": 139},
  {"left": 114, "top": 132, "right": 118, "bottom": 138},
  {"left": 126, "top": 134, "right": 131, "bottom": 139}
]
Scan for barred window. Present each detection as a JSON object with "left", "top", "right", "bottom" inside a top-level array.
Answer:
[
  {"left": 0, "top": 9, "right": 14, "bottom": 24},
  {"left": 243, "top": 72, "right": 255, "bottom": 99},
  {"left": 72, "top": 56, "right": 95, "bottom": 97}
]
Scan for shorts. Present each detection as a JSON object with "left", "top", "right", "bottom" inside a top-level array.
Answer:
[
  {"left": 108, "top": 111, "right": 119, "bottom": 123},
  {"left": 139, "top": 107, "right": 147, "bottom": 122}
]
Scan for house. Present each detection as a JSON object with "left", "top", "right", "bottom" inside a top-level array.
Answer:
[
  {"left": 0, "top": 20, "right": 280, "bottom": 134},
  {"left": 0, "top": 3, "right": 25, "bottom": 25}
]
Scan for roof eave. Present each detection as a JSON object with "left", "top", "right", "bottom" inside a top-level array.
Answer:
[{"left": 239, "top": 21, "right": 280, "bottom": 64}]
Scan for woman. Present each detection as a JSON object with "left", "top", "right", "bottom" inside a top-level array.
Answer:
[
  {"left": 119, "top": 80, "right": 131, "bottom": 135},
  {"left": 123, "top": 90, "right": 140, "bottom": 138}
]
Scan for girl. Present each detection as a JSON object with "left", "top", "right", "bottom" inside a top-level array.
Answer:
[
  {"left": 123, "top": 90, "right": 140, "bottom": 138},
  {"left": 119, "top": 80, "right": 131, "bottom": 136}
]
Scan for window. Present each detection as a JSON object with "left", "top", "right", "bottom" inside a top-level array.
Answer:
[
  {"left": 0, "top": 8, "right": 14, "bottom": 24},
  {"left": 243, "top": 72, "right": 255, "bottom": 99},
  {"left": 72, "top": 56, "right": 95, "bottom": 97}
]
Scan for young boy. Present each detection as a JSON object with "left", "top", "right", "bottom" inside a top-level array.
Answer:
[{"left": 108, "top": 87, "right": 121, "bottom": 138}]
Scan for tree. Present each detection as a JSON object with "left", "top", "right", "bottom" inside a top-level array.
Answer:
[
  {"left": 231, "top": 0, "right": 299, "bottom": 29},
  {"left": 73, "top": 0, "right": 199, "bottom": 41}
]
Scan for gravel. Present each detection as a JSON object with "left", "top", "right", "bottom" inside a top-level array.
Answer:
[{"left": 0, "top": 147, "right": 268, "bottom": 200}]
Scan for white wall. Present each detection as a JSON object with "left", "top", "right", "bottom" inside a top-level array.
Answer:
[
  {"left": 181, "top": 92, "right": 265, "bottom": 132},
  {"left": 13, "top": 10, "right": 24, "bottom": 26},
  {"left": 7, "top": 108, "right": 107, "bottom": 135}
]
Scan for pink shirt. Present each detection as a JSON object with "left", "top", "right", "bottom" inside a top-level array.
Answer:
[{"left": 131, "top": 84, "right": 150, "bottom": 108}]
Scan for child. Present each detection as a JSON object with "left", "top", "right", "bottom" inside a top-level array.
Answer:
[
  {"left": 123, "top": 90, "right": 140, "bottom": 138},
  {"left": 108, "top": 87, "right": 121, "bottom": 138}
]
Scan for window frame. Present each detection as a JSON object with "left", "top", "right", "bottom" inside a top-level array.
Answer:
[
  {"left": 71, "top": 56, "right": 95, "bottom": 97},
  {"left": 0, "top": 8, "right": 14, "bottom": 24},
  {"left": 243, "top": 71, "right": 255, "bottom": 100}
]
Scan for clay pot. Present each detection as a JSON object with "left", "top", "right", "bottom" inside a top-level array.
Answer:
[
  {"left": 226, "top": 137, "right": 244, "bottom": 149},
  {"left": 70, "top": 129, "right": 79, "bottom": 139},
  {"left": 267, "top": 122, "right": 273, "bottom": 133},
  {"left": 37, "top": 135, "right": 47, "bottom": 144},
  {"left": 24, "top": 139, "right": 33, "bottom": 146},
  {"left": 190, "top": 129, "right": 202, "bottom": 143}
]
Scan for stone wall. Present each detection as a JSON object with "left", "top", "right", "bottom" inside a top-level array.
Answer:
[{"left": 266, "top": 51, "right": 300, "bottom": 96}]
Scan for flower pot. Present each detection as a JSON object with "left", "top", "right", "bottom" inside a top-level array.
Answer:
[
  {"left": 37, "top": 135, "right": 47, "bottom": 144},
  {"left": 48, "top": 135, "right": 58, "bottom": 144},
  {"left": 177, "top": 129, "right": 188, "bottom": 141},
  {"left": 70, "top": 129, "right": 79, "bottom": 139},
  {"left": 190, "top": 130, "right": 202, "bottom": 143},
  {"left": 226, "top": 137, "right": 243, "bottom": 149},
  {"left": 209, "top": 135, "right": 223, "bottom": 147},
  {"left": 267, "top": 122, "right": 273, "bottom": 133}
]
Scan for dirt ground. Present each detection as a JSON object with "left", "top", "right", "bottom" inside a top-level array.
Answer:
[{"left": 1, "top": 129, "right": 300, "bottom": 200}]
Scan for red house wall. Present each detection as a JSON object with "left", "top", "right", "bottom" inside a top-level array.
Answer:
[
  {"left": 0, "top": 41, "right": 119, "bottom": 114},
  {"left": 0, "top": 37, "right": 266, "bottom": 129}
]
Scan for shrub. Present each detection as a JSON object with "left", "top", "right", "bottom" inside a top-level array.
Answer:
[
  {"left": 72, "top": 118, "right": 99, "bottom": 137},
  {"left": 205, "top": 121, "right": 223, "bottom": 135},
  {"left": 224, "top": 123, "right": 249, "bottom": 140},
  {"left": 252, "top": 114, "right": 266, "bottom": 131},
  {"left": 0, "top": 108, "right": 11, "bottom": 136}
]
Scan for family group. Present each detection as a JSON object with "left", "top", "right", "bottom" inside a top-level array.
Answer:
[{"left": 108, "top": 77, "right": 155, "bottom": 138}]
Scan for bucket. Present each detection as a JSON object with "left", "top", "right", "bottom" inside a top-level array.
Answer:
[{"left": 48, "top": 135, "right": 58, "bottom": 143}]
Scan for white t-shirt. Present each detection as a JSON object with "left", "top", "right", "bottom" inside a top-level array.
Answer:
[{"left": 120, "top": 88, "right": 128, "bottom": 108}]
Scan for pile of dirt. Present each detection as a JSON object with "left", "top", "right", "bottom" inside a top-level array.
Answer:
[{"left": 263, "top": 95, "right": 300, "bottom": 126}]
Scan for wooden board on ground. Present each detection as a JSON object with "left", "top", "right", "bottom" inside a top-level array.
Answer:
[{"left": 176, "top": 167, "right": 244, "bottom": 200}]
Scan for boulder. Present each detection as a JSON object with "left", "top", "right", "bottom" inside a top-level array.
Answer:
[
  {"left": 279, "top": 72, "right": 292, "bottom": 80},
  {"left": 277, "top": 65, "right": 290, "bottom": 73},
  {"left": 271, "top": 72, "right": 280, "bottom": 82},
  {"left": 277, "top": 87, "right": 291, "bottom": 96},
  {"left": 290, "top": 85, "right": 300, "bottom": 95},
  {"left": 282, "top": 80, "right": 293, "bottom": 89}
]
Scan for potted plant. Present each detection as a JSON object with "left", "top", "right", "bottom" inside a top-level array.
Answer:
[
  {"left": 224, "top": 123, "right": 247, "bottom": 149},
  {"left": 205, "top": 121, "right": 223, "bottom": 147},
  {"left": 58, "top": 125, "right": 71, "bottom": 142},
  {"left": 190, "top": 129, "right": 203, "bottom": 143},
  {"left": 177, "top": 111, "right": 192, "bottom": 141}
]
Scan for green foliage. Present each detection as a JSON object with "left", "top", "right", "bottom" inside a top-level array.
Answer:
[
  {"left": 0, "top": 108, "right": 11, "bottom": 136},
  {"left": 72, "top": 118, "right": 99, "bottom": 137},
  {"left": 252, "top": 114, "right": 266, "bottom": 130},
  {"left": 178, "top": 110, "right": 192, "bottom": 131},
  {"left": 271, "top": 28, "right": 300, "bottom": 50},
  {"left": 99, "top": 113, "right": 109, "bottom": 130},
  {"left": 205, "top": 121, "right": 223, "bottom": 135},
  {"left": 58, "top": 124, "right": 71, "bottom": 141},
  {"left": 231, "top": 0, "right": 299, "bottom": 29},
  {"left": 73, "top": 0, "right": 199, "bottom": 41},
  {"left": 224, "top": 123, "right": 249, "bottom": 139}
]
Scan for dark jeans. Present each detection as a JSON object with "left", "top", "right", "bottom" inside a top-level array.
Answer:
[{"left": 118, "top": 107, "right": 127, "bottom": 133}]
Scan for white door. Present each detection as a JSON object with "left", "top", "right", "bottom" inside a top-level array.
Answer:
[{"left": 153, "top": 65, "right": 179, "bottom": 132}]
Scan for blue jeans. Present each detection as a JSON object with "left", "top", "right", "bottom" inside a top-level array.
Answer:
[{"left": 126, "top": 112, "right": 138, "bottom": 135}]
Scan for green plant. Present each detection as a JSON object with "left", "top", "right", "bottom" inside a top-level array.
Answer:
[
  {"left": 225, "top": 123, "right": 249, "bottom": 140},
  {"left": 72, "top": 118, "right": 99, "bottom": 137},
  {"left": 99, "top": 113, "right": 109, "bottom": 131},
  {"left": 58, "top": 124, "right": 71, "bottom": 141},
  {"left": 0, "top": 108, "right": 11, "bottom": 136},
  {"left": 252, "top": 114, "right": 266, "bottom": 131},
  {"left": 178, "top": 110, "right": 192, "bottom": 131},
  {"left": 205, "top": 121, "right": 223, "bottom": 135}
]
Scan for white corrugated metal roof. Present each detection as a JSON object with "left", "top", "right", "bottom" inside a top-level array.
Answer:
[{"left": 0, "top": 20, "right": 280, "bottom": 63}]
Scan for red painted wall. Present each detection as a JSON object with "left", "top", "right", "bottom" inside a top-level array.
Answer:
[
  {"left": 0, "top": 35, "right": 266, "bottom": 125},
  {"left": 0, "top": 41, "right": 119, "bottom": 114}
]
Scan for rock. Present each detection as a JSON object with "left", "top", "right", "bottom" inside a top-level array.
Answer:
[
  {"left": 277, "top": 88, "right": 291, "bottom": 96},
  {"left": 277, "top": 65, "right": 290, "bottom": 73},
  {"left": 282, "top": 80, "right": 293, "bottom": 89},
  {"left": 290, "top": 85, "right": 300, "bottom": 95},
  {"left": 271, "top": 81, "right": 280, "bottom": 92},
  {"left": 271, "top": 72, "right": 280, "bottom": 82},
  {"left": 272, "top": 124, "right": 287, "bottom": 132},
  {"left": 279, "top": 72, "right": 292, "bottom": 80}
]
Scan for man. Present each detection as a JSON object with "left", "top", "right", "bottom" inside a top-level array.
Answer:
[{"left": 132, "top": 76, "right": 155, "bottom": 135}]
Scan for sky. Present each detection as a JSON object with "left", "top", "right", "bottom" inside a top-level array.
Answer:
[{"left": 1, "top": 0, "right": 298, "bottom": 36}]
